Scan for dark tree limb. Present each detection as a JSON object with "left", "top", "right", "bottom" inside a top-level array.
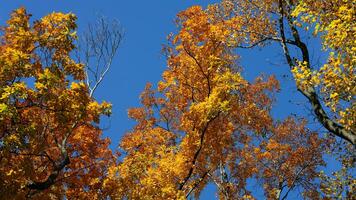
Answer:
[
  {"left": 185, "top": 170, "right": 210, "bottom": 198},
  {"left": 27, "top": 153, "right": 69, "bottom": 191},
  {"left": 26, "top": 119, "right": 81, "bottom": 195},
  {"left": 178, "top": 113, "right": 221, "bottom": 191}
]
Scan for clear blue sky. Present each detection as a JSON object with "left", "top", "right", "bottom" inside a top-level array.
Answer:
[{"left": 1, "top": 1, "right": 329, "bottom": 199}]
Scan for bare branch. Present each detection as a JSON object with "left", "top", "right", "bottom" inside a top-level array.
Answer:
[{"left": 77, "top": 16, "right": 123, "bottom": 98}]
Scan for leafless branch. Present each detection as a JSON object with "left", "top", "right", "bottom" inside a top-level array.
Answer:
[{"left": 77, "top": 16, "right": 123, "bottom": 98}]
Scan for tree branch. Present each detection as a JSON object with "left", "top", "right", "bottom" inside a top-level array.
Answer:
[
  {"left": 77, "top": 16, "right": 123, "bottom": 98},
  {"left": 185, "top": 170, "right": 209, "bottom": 198},
  {"left": 178, "top": 113, "right": 220, "bottom": 190}
]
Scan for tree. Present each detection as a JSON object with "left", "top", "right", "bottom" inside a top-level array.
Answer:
[
  {"left": 0, "top": 8, "right": 121, "bottom": 199},
  {"left": 104, "top": 5, "right": 329, "bottom": 199}
]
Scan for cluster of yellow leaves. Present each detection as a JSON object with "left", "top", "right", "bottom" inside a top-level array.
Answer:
[
  {"left": 0, "top": 8, "right": 113, "bottom": 199},
  {"left": 292, "top": 55, "right": 355, "bottom": 131},
  {"left": 291, "top": 0, "right": 355, "bottom": 131},
  {"left": 291, "top": 61, "right": 320, "bottom": 89}
]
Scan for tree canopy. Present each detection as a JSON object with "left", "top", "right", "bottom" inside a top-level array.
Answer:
[{"left": 0, "top": 0, "right": 355, "bottom": 199}]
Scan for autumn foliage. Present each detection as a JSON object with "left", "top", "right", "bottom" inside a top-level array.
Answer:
[
  {"left": 1, "top": 0, "right": 355, "bottom": 199},
  {"left": 0, "top": 8, "right": 113, "bottom": 199}
]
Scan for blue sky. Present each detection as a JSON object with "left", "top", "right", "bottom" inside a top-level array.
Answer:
[{"left": 1, "top": 1, "right": 331, "bottom": 199}]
